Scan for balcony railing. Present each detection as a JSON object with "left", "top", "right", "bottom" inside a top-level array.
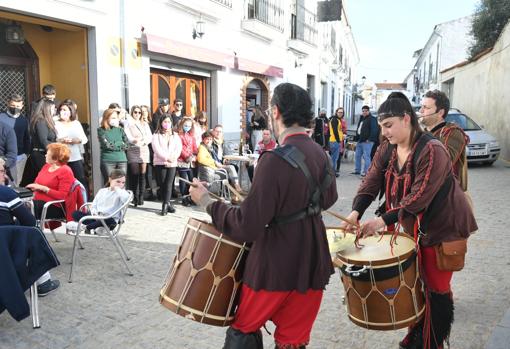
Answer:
[
  {"left": 210, "top": 0, "right": 232, "bottom": 8},
  {"left": 247, "top": 0, "right": 285, "bottom": 31},
  {"left": 290, "top": 3, "right": 317, "bottom": 44}
]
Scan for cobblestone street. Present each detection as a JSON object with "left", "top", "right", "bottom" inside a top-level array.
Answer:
[{"left": 1, "top": 160, "right": 509, "bottom": 349}]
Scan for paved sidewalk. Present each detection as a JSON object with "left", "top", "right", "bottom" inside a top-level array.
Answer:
[{"left": 1, "top": 161, "right": 509, "bottom": 349}]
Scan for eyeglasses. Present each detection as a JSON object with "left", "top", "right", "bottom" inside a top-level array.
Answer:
[{"left": 175, "top": 103, "right": 183, "bottom": 106}]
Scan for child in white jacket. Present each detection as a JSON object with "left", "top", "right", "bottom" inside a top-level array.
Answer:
[{"left": 67, "top": 169, "right": 130, "bottom": 234}]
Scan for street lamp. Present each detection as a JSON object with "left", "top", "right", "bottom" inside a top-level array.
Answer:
[
  {"left": 192, "top": 17, "right": 205, "bottom": 40},
  {"left": 361, "top": 76, "right": 366, "bottom": 86}
]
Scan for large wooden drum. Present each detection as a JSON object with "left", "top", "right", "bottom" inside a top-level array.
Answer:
[
  {"left": 159, "top": 218, "right": 249, "bottom": 326},
  {"left": 333, "top": 232, "right": 425, "bottom": 330}
]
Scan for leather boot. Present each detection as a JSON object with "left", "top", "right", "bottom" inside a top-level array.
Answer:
[
  {"left": 131, "top": 173, "right": 139, "bottom": 207},
  {"left": 223, "top": 327, "right": 263, "bottom": 349},
  {"left": 166, "top": 202, "right": 176, "bottom": 213},
  {"left": 138, "top": 174, "right": 146, "bottom": 206},
  {"left": 161, "top": 202, "right": 168, "bottom": 216},
  {"left": 399, "top": 322, "right": 423, "bottom": 349}
]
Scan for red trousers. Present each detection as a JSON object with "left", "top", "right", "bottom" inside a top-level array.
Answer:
[
  {"left": 232, "top": 284, "right": 323, "bottom": 348},
  {"left": 421, "top": 246, "right": 453, "bottom": 293}
]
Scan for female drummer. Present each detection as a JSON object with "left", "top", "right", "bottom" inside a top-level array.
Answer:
[{"left": 340, "top": 92, "right": 477, "bottom": 349}]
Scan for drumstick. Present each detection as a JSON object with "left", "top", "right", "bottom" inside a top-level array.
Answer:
[
  {"left": 225, "top": 182, "right": 245, "bottom": 202},
  {"left": 325, "top": 210, "right": 360, "bottom": 227},
  {"left": 176, "top": 176, "right": 223, "bottom": 201},
  {"left": 325, "top": 226, "right": 357, "bottom": 233}
]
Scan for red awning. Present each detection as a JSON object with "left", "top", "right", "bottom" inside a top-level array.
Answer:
[{"left": 145, "top": 33, "right": 283, "bottom": 78}]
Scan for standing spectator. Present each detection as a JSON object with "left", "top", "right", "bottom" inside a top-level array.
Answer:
[
  {"left": 55, "top": 101, "right": 88, "bottom": 194},
  {"left": 250, "top": 106, "right": 267, "bottom": 151},
  {"left": 152, "top": 115, "right": 182, "bottom": 215},
  {"left": 141, "top": 105, "right": 157, "bottom": 200},
  {"left": 255, "top": 129, "right": 277, "bottom": 154},
  {"left": 329, "top": 107, "right": 347, "bottom": 177},
  {"left": 0, "top": 94, "right": 30, "bottom": 185},
  {"left": 151, "top": 98, "right": 171, "bottom": 132},
  {"left": 30, "top": 84, "right": 58, "bottom": 121},
  {"left": 124, "top": 105, "right": 152, "bottom": 206},
  {"left": 28, "top": 99, "right": 57, "bottom": 179},
  {"left": 0, "top": 121, "right": 17, "bottom": 183},
  {"left": 171, "top": 99, "right": 184, "bottom": 127},
  {"left": 177, "top": 117, "right": 198, "bottom": 206},
  {"left": 192, "top": 111, "right": 207, "bottom": 147},
  {"left": 313, "top": 109, "right": 329, "bottom": 150},
  {"left": 97, "top": 109, "right": 129, "bottom": 184},
  {"left": 352, "top": 105, "right": 379, "bottom": 177}
]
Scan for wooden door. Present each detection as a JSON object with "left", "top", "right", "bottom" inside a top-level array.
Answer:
[{"left": 150, "top": 69, "right": 207, "bottom": 118}]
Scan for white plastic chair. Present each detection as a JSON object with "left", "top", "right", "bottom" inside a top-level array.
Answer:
[{"left": 68, "top": 191, "right": 133, "bottom": 282}]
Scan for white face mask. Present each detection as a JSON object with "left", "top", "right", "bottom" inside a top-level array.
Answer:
[{"left": 109, "top": 119, "right": 120, "bottom": 127}]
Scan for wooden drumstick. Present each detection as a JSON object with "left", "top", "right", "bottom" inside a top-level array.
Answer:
[
  {"left": 225, "top": 182, "right": 245, "bottom": 202},
  {"left": 326, "top": 210, "right": 360, "bottom": 227},
  {"left": 176, "top": 177, "right": 223, "bottom": 201}
]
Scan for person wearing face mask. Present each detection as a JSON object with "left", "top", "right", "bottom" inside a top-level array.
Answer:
[
  {"left": 177, "top": 117, "right": 198, "bottom": 206},
  {"left": 97, "top": 109, "right": 129, "bottom": 184},
  {"left": 0, "top": 94, "right": 30, "bottom": 186},
  {"left": 55, "top": 101, "right": 89, "bottom": 195},
  {"left": 152, "top": 116, "right": 182, "bottom": 215}
]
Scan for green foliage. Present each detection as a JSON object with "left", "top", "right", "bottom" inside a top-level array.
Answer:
[{"left": 469, "top": 0, "right": 510, "bottom": 59}]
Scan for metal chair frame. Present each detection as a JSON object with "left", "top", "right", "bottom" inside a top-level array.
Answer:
[{"left": 68, "top": 191, "right": 133, "bottom": 282}]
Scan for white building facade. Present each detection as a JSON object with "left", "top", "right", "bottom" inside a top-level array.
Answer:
[
  {"left": 406, "top": 16, "right": 472, "bottom": 104},
  {"left": 0, "top": 0, "right": 359, "bottom": 193}
]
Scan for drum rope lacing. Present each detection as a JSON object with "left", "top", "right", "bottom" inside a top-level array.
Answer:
[{"left": 161, "top": 219, "right": 249, "bottom": 325}]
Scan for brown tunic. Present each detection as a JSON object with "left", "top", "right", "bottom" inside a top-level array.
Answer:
[
  {"left": 209, "top": 130, "right": 338, "bottom": 292},
  {"left": 353, "top": 135, "right": 477, "bottom": 247}
]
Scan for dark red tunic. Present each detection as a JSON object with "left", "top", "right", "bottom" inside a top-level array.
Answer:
[{"left": 209, "top": 129, "right": 338, "bottom": 292}]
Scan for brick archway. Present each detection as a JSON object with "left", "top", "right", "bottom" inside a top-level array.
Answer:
[{"left": 239, "top": 74, "right": 270, "bottom": 150}]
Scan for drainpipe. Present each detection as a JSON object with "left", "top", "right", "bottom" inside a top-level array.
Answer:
[{"left": 119, "top": 0, "right": 129, "bottom": 108}]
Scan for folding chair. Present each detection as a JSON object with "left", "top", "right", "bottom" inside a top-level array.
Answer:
[
  {"left": 38, "top": 180, "right": 87, "bottom": 242},
  {"left": 68, "top": 191, "right": 133, "bottom": 282}
]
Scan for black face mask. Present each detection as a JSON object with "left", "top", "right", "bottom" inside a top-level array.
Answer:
[{"left": 8, "top": 107, "right": 21, "bottom": 115}]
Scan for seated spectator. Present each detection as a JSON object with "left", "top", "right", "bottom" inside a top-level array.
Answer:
[
  {"left": 197, "top": 132, "right": 242, "bottom": 194},
  {"left": 255, "top": 129, "right": 277, "bottom": 154},
  {"left": 26, "top": 143, "right": 74, "bottom": 225},
  {"left": 66, "top": 169, "right": 130, "bottom": 234},
  {"left": 0, "top": 158, "right": 60, "bottom": 296}
]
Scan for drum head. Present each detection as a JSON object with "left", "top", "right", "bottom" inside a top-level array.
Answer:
[{"left": 336, "top": 233, "right": 415, "bottom": 266}]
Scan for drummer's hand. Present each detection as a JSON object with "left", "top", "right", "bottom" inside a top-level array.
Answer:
[
  {"left": 189, "top": 178, "right": 209, "bottom": 205},
  {"left": 339, "top": 211, "right": 359, "bottom": 233},
  {"left": 360, "top": 217, "right": 385, "bottom": 237}
]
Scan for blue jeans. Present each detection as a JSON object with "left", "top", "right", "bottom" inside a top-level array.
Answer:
[
  {"left": 354, "top": 141, "right": 374, "bottom": 175},
  {"left": 329, "top": 141, "right": 341, "bottom": 172}
]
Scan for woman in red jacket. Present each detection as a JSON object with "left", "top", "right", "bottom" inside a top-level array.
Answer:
[{"left": 27, "top": 143, "right": 74, "bottom": 222}]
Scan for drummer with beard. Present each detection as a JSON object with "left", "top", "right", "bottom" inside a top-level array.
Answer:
[
  {"left": 340, "top": 92, "right": 477, "bottom": 349},
  {"left": 190, "top": 83, "right": 338, "bottom": 349}
]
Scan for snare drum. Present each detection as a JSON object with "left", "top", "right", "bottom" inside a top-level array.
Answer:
[
  {"left": 333, "top": 233, "right": 425, "bottom": 330},
  {"left": 159, "top": 218, "right": 249, "bottom": 326}
]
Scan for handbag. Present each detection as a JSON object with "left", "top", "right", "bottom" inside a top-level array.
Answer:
[{"left": 434, "top": 239, "right": 467, "bottom": 271}]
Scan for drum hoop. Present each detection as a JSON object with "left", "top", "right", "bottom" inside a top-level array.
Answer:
[
  {"left": 186, "top": 221, "right": 250, "bottom": 251},
  {"left": 159, "top": 291, "right": 235, "bottom": 322},
  {"left": 336, "top": 233, "right": 415, "bottom": 266},
  {"left": 347, "top": 305, "right": 425, "bottom": 328}
]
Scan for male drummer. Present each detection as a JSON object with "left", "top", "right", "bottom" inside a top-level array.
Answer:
[{"left": 190, "top": 83, "right": 338, "bottom": 349}]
